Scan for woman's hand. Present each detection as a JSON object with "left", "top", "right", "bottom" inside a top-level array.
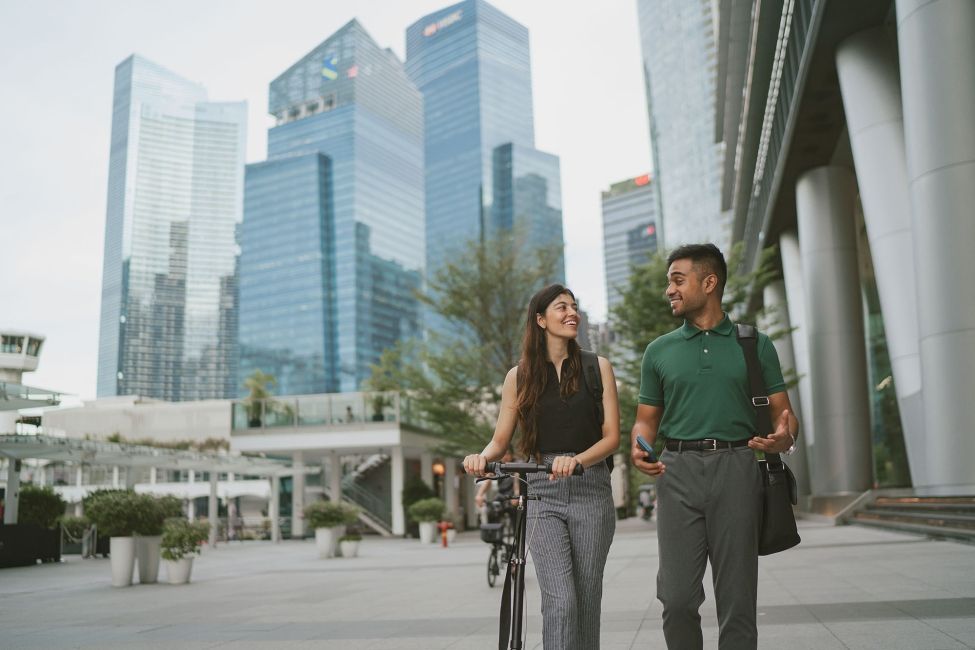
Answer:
[
  {"left": 463, "top": 453, "right": 488, "bottom": 477},
  {"left": 549, "top": 454, "right": 579, "bottom": 480}
]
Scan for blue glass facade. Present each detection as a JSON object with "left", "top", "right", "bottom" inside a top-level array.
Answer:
[
  {"left": 637, "top": 0, "right": 727, "bottom": 250},
  {"left": 97, "top": 55, "right": 246, "bottom": 400},
  {"left": 601, "top": 176, "right": 658, "bottom": 311},
  {"left": 406, "top": 0, "right": 564, "bottom": 335},
  {"left": 491, "top": 143, "right": 565, "bottom": 277},
  {"left": 239, "top": 20, "right": 424, "bottom": 394}
]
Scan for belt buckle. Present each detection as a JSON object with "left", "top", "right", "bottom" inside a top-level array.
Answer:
[{"left": 701, "top": 438, "right": 718, "bottom": 451}]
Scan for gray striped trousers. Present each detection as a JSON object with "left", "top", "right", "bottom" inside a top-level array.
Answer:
[{"left": 527, "top": 454, "right": 616, "bottom": 649}]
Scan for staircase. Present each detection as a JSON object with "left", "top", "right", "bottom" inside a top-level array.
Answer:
[
  {"left": 323, "top": 454, "right": 393, "bottom": 537},
  {"left": 850, "top": 495, "right": 975, "bottom": 543}
]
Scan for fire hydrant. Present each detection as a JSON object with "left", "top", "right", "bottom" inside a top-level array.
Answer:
[{"left": 438, "top": 520, "right": 452, "bottom": 547}]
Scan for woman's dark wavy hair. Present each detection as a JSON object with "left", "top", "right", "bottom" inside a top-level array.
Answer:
[{"left": 515, "top": 284, "right": 582, "bottom": 460}]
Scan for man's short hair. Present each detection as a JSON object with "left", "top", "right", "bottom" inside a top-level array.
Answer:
[{"left": 667, "top": 243, "right": 727, "bottom": 297}]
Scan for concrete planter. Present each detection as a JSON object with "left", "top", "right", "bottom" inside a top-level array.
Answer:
[
  {"left": 109, "top": 537, "right": 136, "bottom": 587},
  {"left": 418, "top": 521, "right": 437, "bottom": 544},
  {"left": 314, "top": 526, "right": 345, "bottom": 558},
  {"left": 339, "top": 540, "right": 360, "bottom": 558},
  {"left": 163, "top": 557, "right": 194, "bottom": 584},
  {"left": 136, "top": 535, "right": 162, "bottom": 584}
]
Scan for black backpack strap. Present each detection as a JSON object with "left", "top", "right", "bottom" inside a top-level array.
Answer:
[
  {"left": 735, "top": 323, "right": 780, "bottom": 465},
  {"left": 580, "top": 349, "right": 604, "bottom": 425},
  {"left": 580, "top": 349, "right": 613, "bottom": 470}
]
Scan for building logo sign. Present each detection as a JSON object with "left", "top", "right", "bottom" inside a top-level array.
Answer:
[
  {"left": 423, "top": 9, "right": 463, "bottom": 37},
  {"left": 321, "top": 54, "right": 339, "bottom": 81}
]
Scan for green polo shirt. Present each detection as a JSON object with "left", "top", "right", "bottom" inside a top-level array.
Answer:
[{"left": 638, "top": 314, "right": 786, "bottom": 441}]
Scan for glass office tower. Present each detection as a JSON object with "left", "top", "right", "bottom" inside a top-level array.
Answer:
[
  {"left": 97, "top": 55, "right": 246, "bottom": 400},
  {"left": 406, "top": 0, "right": 565, "bottom": 326},
  {"left": 601, "top": 175, "right": 658, "bottom": 311},
  {"left": 239, "top": 20, "right": 424, "bottom": 395},
  {"left": 637, "top": 0, "right": 727, "bottom": 250}
]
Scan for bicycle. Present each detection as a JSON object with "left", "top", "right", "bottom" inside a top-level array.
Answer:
[
  {"left": 476, "top": 460, "right": 584, "bottom": 650},
  {"left": 481, "top": 497, "right": 517, "bottom": 587}
]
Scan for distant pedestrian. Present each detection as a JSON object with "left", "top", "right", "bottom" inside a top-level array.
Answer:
[
  {"left": 631, "top": 244, "right": 798, "bottom": 649},
  {"left": 464, "top": 284, "right": 620, "bottom": 649}
]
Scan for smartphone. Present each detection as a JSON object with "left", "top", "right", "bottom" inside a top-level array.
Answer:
[{"left": 636, "top": 436, "right": 658, "bottom": 463}]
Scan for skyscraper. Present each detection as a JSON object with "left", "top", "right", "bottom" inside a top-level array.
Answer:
[
  {"left": 238, "top": 20, "right": 424, "bottom": 395},
  {"left": 406, "top": 0, "right": 565, "bottom": 326},
  {"left": 97, "top": 55, "right": 246, "bottom": 400},
  {"left": 637, "top": 0, "right": 727, "bottom": 250},
  {"left": 601, "top": 174, "right": 658, "bottom": 312}
]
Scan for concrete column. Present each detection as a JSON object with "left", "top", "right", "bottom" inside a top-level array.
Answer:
[
  {"left": 391, "top": 445, "right": 405, "bottom": 536},
  {"left": 270, "top": 475, "right": 281, "bottom": 543},
  {"left": 443, "top": 458, "right": 459, "bottom": 522},
  {"left": 762, "top": 280, "right": 811, "bottom": 496},
  {"left": 795, "top": 166, "right": 873, "bottom": 494},
  {"left": 291, "top": 452, "right": 305, "bottom": 538},
  {"left": 780, "top": 233, "right": 816, "bottom": 450},
  {"left": 329, "top": 453, "right": 342, "bottom": 503},
  {"left": 187, "top": 470, "right": 196, "bottom": 519},
  {"left": 836, "top": 26, "right": 926, "bottom": 486},
  {"left": 149, "top": 467, "right": 157, "bottom": 484},
  {"left": 75, "top": 465, "right": 84, "bottom": 516},
  {"left": 112, "top": 465, "right": 119, "bottom": 488},
  {"left": 208, "top": 472, "right": 218, "bottom": 547},
  {"left": 420, "top": 451, "right": 434, "bottom": 491},
  {"left": 3, "top": 458, "right": 21, "bottom": 524},
  {"left": 897, "top": 0, "right": 975, "bottom": 488},
  {"left": 125, "top": 466, "right": 137, "bottom": 489}
]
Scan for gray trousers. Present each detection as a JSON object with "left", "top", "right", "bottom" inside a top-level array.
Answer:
[
  {"left": 528, "top": 454, "right": 616, "bottom": 649},
  {"left": 655, "top": 446, "right": 763, "bottom": 650}
]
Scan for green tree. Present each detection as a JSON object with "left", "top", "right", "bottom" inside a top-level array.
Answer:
[
  {"left": 366, "top": 230, "right": 563, "bottom": 455},
  {"left": 243, "top": 370, "right": 277, "bottom": 427}
]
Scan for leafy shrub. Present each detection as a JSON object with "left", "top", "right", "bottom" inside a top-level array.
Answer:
[
  {"left": 303, "top": 500, "right": 359, "bottom": 529},
  {"left": 58, "top": 515, "right": 90, "bottom": 540},
  {"left": 84, "top": 489, "right": 144, "bottom": 537},
  {"left": 18, "top": 485, "right": 66, "bottom": 529},
  {"left": 401, "top": 476, "right": 436, "bottom": 508},
  {"left": 161, "top": 517, "right": 209, "bottom": 561},
  {"left": 407, "top": 497, "right": 446, "bottom": 523},
  {"left": 339, "top": 532, "right": 362, "bottom": 542},
  {"left": 132, "top": 494, "right": 168, "bottom": 536}
]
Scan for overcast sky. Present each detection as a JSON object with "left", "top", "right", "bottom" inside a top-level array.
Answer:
[{"left": 0, "top": 0, "right": 652, "bottom": 401}]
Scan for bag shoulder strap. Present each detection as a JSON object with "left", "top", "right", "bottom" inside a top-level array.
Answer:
[
  {"left": 734, "top": 324, "right": 781, "bottom": 465},
  {"left": 580, "top": 349, "right": 604, "bottom": 425}
]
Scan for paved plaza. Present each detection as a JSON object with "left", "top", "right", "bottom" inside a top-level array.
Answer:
[{"left": 1, "top": 517, "right": 974, "bottom": 649}]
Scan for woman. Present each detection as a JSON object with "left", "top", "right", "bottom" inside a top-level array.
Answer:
[{"left": 463, "top": 283, "right": 620, "bottom": 649}]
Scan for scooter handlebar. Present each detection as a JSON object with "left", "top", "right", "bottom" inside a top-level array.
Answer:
[{"left": 485, "top": 461, "right": 584, "bottom": 476}]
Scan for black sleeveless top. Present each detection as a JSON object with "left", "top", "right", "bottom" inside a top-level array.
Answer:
[{"left": 535, "top": 359, "right": 602, "bottom": 454}]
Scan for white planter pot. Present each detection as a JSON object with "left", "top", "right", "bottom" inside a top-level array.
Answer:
[
  {"left": 163, "top": 557, "right": 194, "bottom": 584},
  {"left": 109, "top": 537, "right": 136, "bottom": 587},
  {"left": 314, "top": 526, "right": 345, "bottom": 558},
  {"left": 418, "top": 521, "right": 437, "bottom": 544},
  {"left": 339, "top": 540, "right": 360, "bottom": 558},
  {"left": 136, "top": 535, "right": 162, "bottom": 584}
]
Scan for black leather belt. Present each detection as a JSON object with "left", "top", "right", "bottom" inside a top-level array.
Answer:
[{"left": 665, "top": 438, "right": 751, "bottom": 452}]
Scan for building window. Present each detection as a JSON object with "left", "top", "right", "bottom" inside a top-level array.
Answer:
[
  {"left": 1, "top": 335, "right": 24, "bottom": 354},
  {"left": 26, "top": 338, "right": 42, "bottom": 357}
]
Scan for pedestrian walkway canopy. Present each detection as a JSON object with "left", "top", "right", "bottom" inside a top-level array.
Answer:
[{"left": 0, "top": 434, "right": 293, "bottom": 476}]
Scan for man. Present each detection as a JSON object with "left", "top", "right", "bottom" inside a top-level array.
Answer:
[{"left": 631, "top": 244, "right": 798, "bottom": 650}]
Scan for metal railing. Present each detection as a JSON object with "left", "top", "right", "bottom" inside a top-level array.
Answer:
[{"left": 231, "top": 391, "right": 430, "bottom": 432}]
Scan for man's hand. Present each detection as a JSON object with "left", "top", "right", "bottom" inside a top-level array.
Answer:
[
  {"left": 631, "top": 442, "right": 665, "bottom": 476},
  {"left": 748, "top": 409, "right": 795, "bottom": 454}
]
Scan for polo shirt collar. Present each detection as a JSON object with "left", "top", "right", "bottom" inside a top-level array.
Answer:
[{"left": 680, "top": 313, "right": 734, "bottom": 339}]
